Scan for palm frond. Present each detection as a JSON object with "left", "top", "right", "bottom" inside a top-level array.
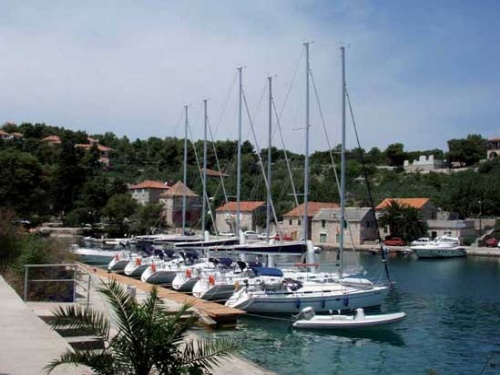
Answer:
[
  {"left": 50, "top": 304, "right": 111, "bottom": 341},
  {"left": 177, "top": 337, "right": 242, "bottom": 371},
  {"left": 45, "top": 350, "right": 116, "bottom": 375}
]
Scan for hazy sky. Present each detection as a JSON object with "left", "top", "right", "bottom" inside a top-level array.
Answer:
[{"left": 1, "top": 0, "right": 499, "bottom": 154}]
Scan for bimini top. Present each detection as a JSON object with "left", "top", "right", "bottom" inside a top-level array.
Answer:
[{"left": 251, "top": 267, "right": 284, "bottom": 277}]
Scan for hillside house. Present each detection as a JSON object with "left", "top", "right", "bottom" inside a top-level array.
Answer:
[
  {"left": 75, "top": 137, "right": 112, "bottom": 166},
  {"left": 311, "top": 207, "right": 378, "bottom": 246},
  {"left": 487, "top": 138, "right": 500, "bottom": 159},
  {"left": 41, "top": 135, "right": 62, "bottom": 145}
]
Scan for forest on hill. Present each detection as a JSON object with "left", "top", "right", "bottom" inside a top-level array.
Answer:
[{"left": 0, "top": 122, "right": 498, "bottom": 235}]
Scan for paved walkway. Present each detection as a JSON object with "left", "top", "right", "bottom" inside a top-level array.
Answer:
[
  {"left": 0, "top": 272, "right": 274, "bottom": 375},
  {"left": 0, "top": 276, "right": 91, "bottom": 375}
]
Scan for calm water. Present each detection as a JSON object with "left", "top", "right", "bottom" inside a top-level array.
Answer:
[{"left": 206, "top": 252, "right": 500, "bottom": 375}]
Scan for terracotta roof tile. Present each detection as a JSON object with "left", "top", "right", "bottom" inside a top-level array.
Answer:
[
  {"left": 41, "top": 135, "right": 61, "bottom": 144},
  {"left": 283, "top": 202, "right": 339, "bottom": 217},
  {"left": 375, "top": 198, "right": 430, "bottom": 210},
  {"left": 0, "top": 130, "right": 9, "bottom": 136},
  {"left": 202, "top": 168, "right": 229, "bottom": 178},
  {"left": 216, "top": 201, "right": 265, "bottom": 212},
  {"left": 75, "top": 143, "right": 112, "bottom": 152},
  {"left": 160, "top": 181, "right": 198, "bottom": 197},
  {"left": 129, "top": 180, "right": 170, "bottom": 190}
]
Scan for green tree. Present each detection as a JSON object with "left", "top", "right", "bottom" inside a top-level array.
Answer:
[
  {"left": 0, "top": 149, "right": 48, "bottom": 217},
  {"left": 378, "top": 200, "right": 427, "bottom": 241},
  {"left": 447, "top": 134, "right": 486, "bottom": 166},
  {"left": 102, "top": 194, "right": 139, "bottom": 235},
  {"left": 384, "top": 143, "right": 406, "bottom": 167},
  {"left": 46, "top": 279, "right": 240, "bottom": 375}
]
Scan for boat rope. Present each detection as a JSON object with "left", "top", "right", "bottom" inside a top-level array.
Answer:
[
  {"left": 309, "top": 70, "right": 363, "bottom": 270},
  {"left": 243, "top": 312, "right": 293, "bottom": 322},
  {"left": 242, "top": 89, "right": 281, "bottom": 230},
  {"left": 345, "top": 87, "right": 392, "bottom": 285}
]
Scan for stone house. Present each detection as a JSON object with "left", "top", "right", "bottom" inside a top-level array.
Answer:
[
  {"left": 159, "top": 181, "right": 200, "bottom": 228},
  {"left": 281, "top": 202, "right": 339, "bottom": 240},
  {"left": 129, "top": 180, "right": 170, "bottom": 206},
  {"left": 215, "top": 201, "right": 265, "bottom": 234},
  {"left": 311, "top": 207, "right": 378, "bottom": 246}
]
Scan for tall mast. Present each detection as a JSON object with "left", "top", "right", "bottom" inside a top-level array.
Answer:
[
  {"left": 303, "top": 42, "right": 310, "bottom": 241},
  {"left": 202, "top": 99, "right": 208, "bottom": 233},
  {"left": 266, "top": 76, "right": 273, "bottom": 241},
  {"left": 183, "top": 105, "right": 188, "bottom": 235},
  {"left": 236, "top": 67, "right": 242, "bottom": 235},
  {"left": 339, "top": 46, "right": 346, "bottom": 277}
]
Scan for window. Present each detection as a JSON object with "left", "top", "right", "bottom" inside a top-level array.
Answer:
[
  {"left": 298, "top": 219, "right": 301, "bottom": 225},
  {"left": 366, "top": 221, "right": 371, "bottom": 228},
  {"left": 321, "top": 220, "right": 326, "bottom": 228},
  {"left": 289, "top": 219, "right": 292, "bottom": 225}
]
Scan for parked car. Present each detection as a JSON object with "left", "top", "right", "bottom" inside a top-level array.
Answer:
[
  {"left": 384, "top": 237, "right": 406, "bottom": 246},
  {"left": 274, "top": 233, "right": 293, "bottom": 241},
  {"left": 244, "top": 230, "right": 258, "bottom": 238},
  {"left": 484, "top": 237, "right": 498, "bottom": 247}
]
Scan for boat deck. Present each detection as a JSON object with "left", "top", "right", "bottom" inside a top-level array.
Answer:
[{"left": 81, "top": 264, "right": 246, "bottom": 326}]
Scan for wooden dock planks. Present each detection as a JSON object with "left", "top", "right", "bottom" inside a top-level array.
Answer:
[{"left": 80, "top": 264, "right": 246, "bottom": 323}]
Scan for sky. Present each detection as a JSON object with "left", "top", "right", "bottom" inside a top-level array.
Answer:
[{"left": 1, "top": 0, "right": 499, "bottom": 154}]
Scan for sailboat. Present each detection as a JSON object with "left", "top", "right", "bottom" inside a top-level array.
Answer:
[{"left": 224, "top": 45, "right": 390, "bottom": 314}]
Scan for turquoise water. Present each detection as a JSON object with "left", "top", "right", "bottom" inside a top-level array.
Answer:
[{"left": 207, "top": 252, "right": 500, "bottom": 375}]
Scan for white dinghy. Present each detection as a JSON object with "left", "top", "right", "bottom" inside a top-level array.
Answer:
[{"left": 292, "top": 307, "right": 406, "bottom": 330}]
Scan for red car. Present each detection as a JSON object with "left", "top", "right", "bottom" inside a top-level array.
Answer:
[
  {"left": 274, "top": 233, "right": 293, "bottom": 241},
  {"left": 484, "top": 237, "right": 498, "bottom": 247},
  {"left": 383, "top": 237, "right": 406, "bottom": 246}
]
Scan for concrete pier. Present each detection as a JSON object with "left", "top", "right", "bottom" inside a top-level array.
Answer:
[{"left": 0, "top": 272, "right": 274, "bottom": 375}]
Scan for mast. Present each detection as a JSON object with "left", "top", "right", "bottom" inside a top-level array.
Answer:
[
  {"left": 339, "top": 46, "right": 346, "bottom": 277},
  {"left": 183, "top": 105, "right": 188, "bottom": 235},
  {"left": 236, "top": 67, "right": 242, "bottom": 235},
  {"left": 303, "top": 42, "right": 310, "bottom": 241},
  {"left": 266, "top": 76, "right": 273, "bottom": 241},
  {"left": 202, "top": 99, "right": 208, "bottom": 233}
]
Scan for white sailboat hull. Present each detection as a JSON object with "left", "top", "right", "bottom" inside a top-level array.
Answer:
[{"left": 225, "top": 284, "right": 389, "bottom": 315}]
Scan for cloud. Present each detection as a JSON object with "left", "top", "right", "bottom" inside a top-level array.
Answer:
[{"left": 0, "top": 0, "right": 499, "bottom": 154}]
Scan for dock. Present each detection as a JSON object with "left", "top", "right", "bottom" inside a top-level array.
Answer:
[
  {"left": 80, "top": 264, "right": 247, "bottom": 327},
  {"left": 0, "top": 271, "right": 273, "bottom": 375}
]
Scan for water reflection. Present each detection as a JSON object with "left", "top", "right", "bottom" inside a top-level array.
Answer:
[{"left": 292, "top": 327, "right": 405, "bottom": 347}]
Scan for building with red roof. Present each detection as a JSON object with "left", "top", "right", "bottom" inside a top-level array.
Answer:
[
  {"left": 215, "top": 201, "right": 265, "bottom": 234},
  {"left": 159, "top": 181, "right": 200, "bottom": 228},
  {"left": 280, "top": 202, "right": 340, "bottom": 240},
  {"left": 129, "top": 180, "right": 170, "bottom": 205}
]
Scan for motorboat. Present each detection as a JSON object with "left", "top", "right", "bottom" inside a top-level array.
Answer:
[
  {"left": 410, "top": 237, "right": 431, "bottom": 246},
  {"left": 410, "top": 235, "right": 467, "bottom": 259},
  {"left": 140, "top": 250, "right": 204, "bottom": 285},
  {"left": 292, "top": 307, "right": 406, "bottom": 330},
  {"left": 70, "top": 245, "right": 116, "bottom": 265},
  {"left": 171, "top": 257, "right": 234, "bottom": 293},
  {"left": 107, "top": 251, "right": 136, "bottom": 273}
]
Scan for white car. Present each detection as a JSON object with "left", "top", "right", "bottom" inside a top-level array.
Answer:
[
  {"left": 410, "top": 237, "right": 431, "bottom": 246},
  {"left": 244, "top": 230, "right": 258, "bottom": 238}
]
